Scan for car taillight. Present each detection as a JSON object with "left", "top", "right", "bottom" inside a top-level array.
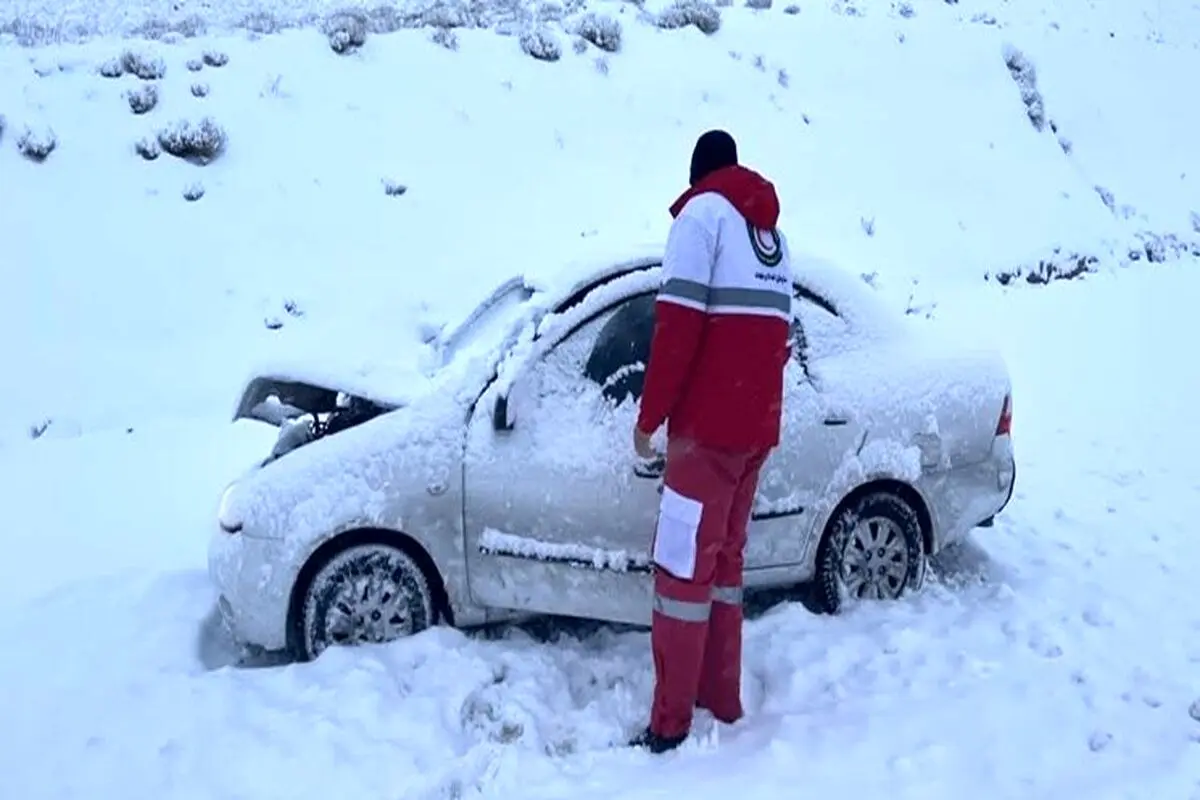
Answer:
[{"left": 995, "top": 394, "right": 1012, "bottom": 436}]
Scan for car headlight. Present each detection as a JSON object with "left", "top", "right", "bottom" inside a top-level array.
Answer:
[{"left": 217, "top": 483, "right": 243, "bottom": 534}]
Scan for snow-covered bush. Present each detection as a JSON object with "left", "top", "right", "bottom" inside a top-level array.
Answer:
[
  {"left": 1191, "top": 211, "right": 1200, "bottom": 233},
  {"left": 134, "top": 136, "right": 161, "bottom": 160},
  {"left": 383, "top": 179, "right": 408, "bottom": 196},
  {"left": 595, "top": 55, "right": 610, "bottom": 75},
  {"left": 99, "top": 50, "right": 166, "bottom": 81},
  {"left": 242, "top": 11, "right": 281, "bottom": 34},
  {"left": 896, "top": 1, "right": 915, "bottom": 17},
  {"left": 17, "top": 125, "right": 57, "bottom": 162},
  {"left": 183, "top": 183, "right": 205, "bottom": 202},
  {"left": 656, "top": 1, "right": 722, "bottom": 35},
  {"left": 126, "top": 84, "right": 159, "bottom": 115},
  {"left": 423, "top": 1, "right": 482, "bottom": 29},
  {"left": 202, "top": 50, "right": 229, "bottom": 68},
  {"left": 746, "top": 0, "right": 772, "bottom": 10},
  {"left": 1003, "top": 45, "right": 1046, "bottom": 131},
  {"left": 988, "top": 249, "right": 1097, "bottom": 285},
  {"left": 191, "top": 83, "right": 210, "bottom": 98},
  {"left": 784, "top": 4, "right": 800, "bottom": 13},
  {"left": 431, "top": 26, "right": 459, "bottom": 49},
  {"left": 186, "top": 58, "right": 204, "bottom": 72},
  {"left": 367, "top": 5, "right": 407, "bottom": 33},
  {"left": 325, "top": 10, "right": 369, "bottom": 53},
  {"left": 157, "top": 118, "right": 226, "bottom": 165},
  {"left": 575, "top": 12, "right": 621, "bottom": 52},
  {"left": 520, "top": 28, "right": 562, "bottom": 61}
]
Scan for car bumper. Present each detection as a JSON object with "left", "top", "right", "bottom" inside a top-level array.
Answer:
[
  {"left": 923, "top": 436, "right": 1016, "bottom": 551},
  {"left": 208, "top": 527, "right": 293, "bottom": 652}
]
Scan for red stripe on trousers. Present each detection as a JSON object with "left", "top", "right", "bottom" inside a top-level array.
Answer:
[{"left": 650, "top": 437, "right": 772, "bottom": 739}]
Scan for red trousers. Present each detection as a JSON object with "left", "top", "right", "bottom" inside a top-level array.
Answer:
[{"left": 649, "top": 437, "right": 771, "bottom": 739}]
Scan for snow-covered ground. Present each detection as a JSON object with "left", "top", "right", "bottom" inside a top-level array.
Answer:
[{"left": 2, "top": 0, "right": 1200, "bottom": 797}]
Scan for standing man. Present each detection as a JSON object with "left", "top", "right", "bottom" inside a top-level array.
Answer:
[{"left": 631, "top": 130, "right": 793, "bottom": 754}]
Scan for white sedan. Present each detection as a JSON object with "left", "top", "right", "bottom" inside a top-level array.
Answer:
[{"left": 209, "top": 250, "right": 1016, "bottom": 662}]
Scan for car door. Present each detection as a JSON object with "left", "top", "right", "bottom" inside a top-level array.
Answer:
[
  {"left": 462, "top": 289, "right": 663, "bottom": 626},
  {"left": 744, "top": 284, "right": 869, "bottom": 572}
]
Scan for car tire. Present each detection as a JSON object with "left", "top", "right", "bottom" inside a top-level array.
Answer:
[
  {"left": 812, "top": 489, "right": 926, "bottom": 614},
  {"left": 291, "top": 540, "right": 437, "bottom": 662}
]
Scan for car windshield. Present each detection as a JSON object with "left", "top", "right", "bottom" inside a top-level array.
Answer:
[{"left": 436, "top": 276, "right": 537, "bottom": 366}]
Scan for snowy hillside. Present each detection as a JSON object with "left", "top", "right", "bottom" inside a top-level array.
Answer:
[
  {"left": 2, "top": 0, "right": 1200, "bottom": 798},
  {"left": 4, "top": 0, "right": 1199, "bottom": 443}
]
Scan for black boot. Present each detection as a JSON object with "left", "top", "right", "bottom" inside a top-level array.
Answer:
[{"left": 629, "top": 726, "right": 687, "bottom": 754}]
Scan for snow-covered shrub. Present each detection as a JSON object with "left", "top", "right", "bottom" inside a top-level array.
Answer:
[
  {"left": 105, "top": 50, "right": 166, "bottom": 81},
  {"left": 134, "top": 136, "right": 161, "bottom": 160},
  {"left": 746, "top": 0, "right": 772, "bottom": 10},
  {"left": 183, "top": 183, "right": 205, "bottom": 202},
  {"left": 126, "top": 84, "right": 159, "bottom": 114},
  {"left": 242, "top": 11, "right": 281, "bottom": 34},
  {"left": 520, "top": 28, "right": 562, "bottom": 61},
  {"left": 202, "top": 50, "right": 228, "bottom": 68},
  {"left": 423, "top": 1, "right": 481, "bottom": 29},
  {"left": 431, "top": 26, "right": 459, "bottom": 49},
  {"left": 325, "top": 10, "right": 369, "bottom": 53},
  {"left": 572, "top": 37, "right": 588, "bottom": 54},
  {"left": 97, "top": 58, "right": 124, "bottom": 78},
  {"left": 383, "top": 179, "right": 408, "bottom": 196},
  {"left": 17, "top": 125, "right": 57, "bottom": 162},
  {"left": 1191, "top": 211, "right": 1200, "bottom": 233},
  {"left": 538, "top": 2, "right": 567, "bottom": 23},
  {"left": 186, "top": 58, "right": 204, "bottom": 72},
  {"left": 777, "top": 68, "right": 789, "bottom": 87},
  {"left": 1003, "top": 45, "right": 1046, "bottom": 131},
  {"left": 1094, "top": 185, "right": 1115, "bottom": 213},
  {"left": 191, "top": 83, "right": 210, "bottom": 98},
  {"left": 576, "top": 12, "right": 621, "bottom": 52},
  {"left": 172, "top": 14, "right": 207, "bottom": 38},
  {"left": 1132, "top": 232, "right": 1197, "bottom": 264},
  {"left": 896, "top": 1, "right": 915, "bottom": 16},
  {"left": 595, "top": 55, "right": 610, "bottom": 75},
  {"left": 656, "top": 1, "right": 721, "bottom": 35},
  {"left": 157, "top": 118, "right": 226, "bottom": 165},
  {"left": 783, "top": 4, "right": 800, "bottom": 13},
  {"left": 988, "top": 250, "right": 1097, "bottom": 285},
  {"left": 367, "top": 5, "right": 407, "bottom": 33}
]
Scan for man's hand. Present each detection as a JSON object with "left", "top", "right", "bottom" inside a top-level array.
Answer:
[{"left": 633, "top": 426, "right": 659, "bottom": 460}]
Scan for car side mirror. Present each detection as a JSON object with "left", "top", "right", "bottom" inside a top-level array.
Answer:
[{"left": 492, "top": 392, "right": 514, "bottom": 432}]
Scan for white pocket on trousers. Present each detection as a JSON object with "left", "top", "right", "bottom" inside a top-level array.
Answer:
[{"left": 652, "top": 485, "right": 704, "bottom": 580}]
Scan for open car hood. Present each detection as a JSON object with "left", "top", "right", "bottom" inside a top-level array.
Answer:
[{"left": 231, "top": 361, "right": 420, "bottom": 425}]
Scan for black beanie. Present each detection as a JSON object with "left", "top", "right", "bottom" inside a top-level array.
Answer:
[{"left": 689, "top": 129, "right": 738, "bottom": 186}]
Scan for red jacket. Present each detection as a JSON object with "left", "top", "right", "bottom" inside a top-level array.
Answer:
[{"left": 637, "top": 165, "right": 793, "bottom": 451}]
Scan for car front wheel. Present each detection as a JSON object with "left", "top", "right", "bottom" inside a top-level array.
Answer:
[
  {"left": 813, "top": 489, "right": 926, "bottom": 614},
  {"left": 293, "top": 541, "right": 436, "bottom": 661}
]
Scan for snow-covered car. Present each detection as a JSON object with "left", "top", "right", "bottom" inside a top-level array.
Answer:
[{"left": 209, "top": 250, "right": 1016, "bottom": 662}]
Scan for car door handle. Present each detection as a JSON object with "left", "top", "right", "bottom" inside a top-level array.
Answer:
[{"left": 823, "top": 416, "right": 849, "bottom": 426}]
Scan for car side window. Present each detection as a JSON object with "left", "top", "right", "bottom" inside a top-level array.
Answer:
[
  {"left": 793, "top": 283, "right": 850, "bottom": 362},
  {"left": 583, "top": 293, "right": 655, "bottom": 407},
  {"left": 520, "top": 297, "right": 647, "bottom": 453}
]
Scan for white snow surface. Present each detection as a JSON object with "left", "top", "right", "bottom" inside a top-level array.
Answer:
[{"left": 2, "top": 0, "right": 1200, "bottom": 797}]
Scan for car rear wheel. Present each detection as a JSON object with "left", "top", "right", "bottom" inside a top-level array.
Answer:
[
  {"left": 293, "top": 541, "right": 436, "bottom": 661},
  {"left": 813, "top": 489, "right": 926, "bottom": 614}
]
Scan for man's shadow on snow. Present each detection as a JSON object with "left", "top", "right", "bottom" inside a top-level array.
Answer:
[{"left": 200, "top": 534, "right": 1001, "bottom": 669}]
